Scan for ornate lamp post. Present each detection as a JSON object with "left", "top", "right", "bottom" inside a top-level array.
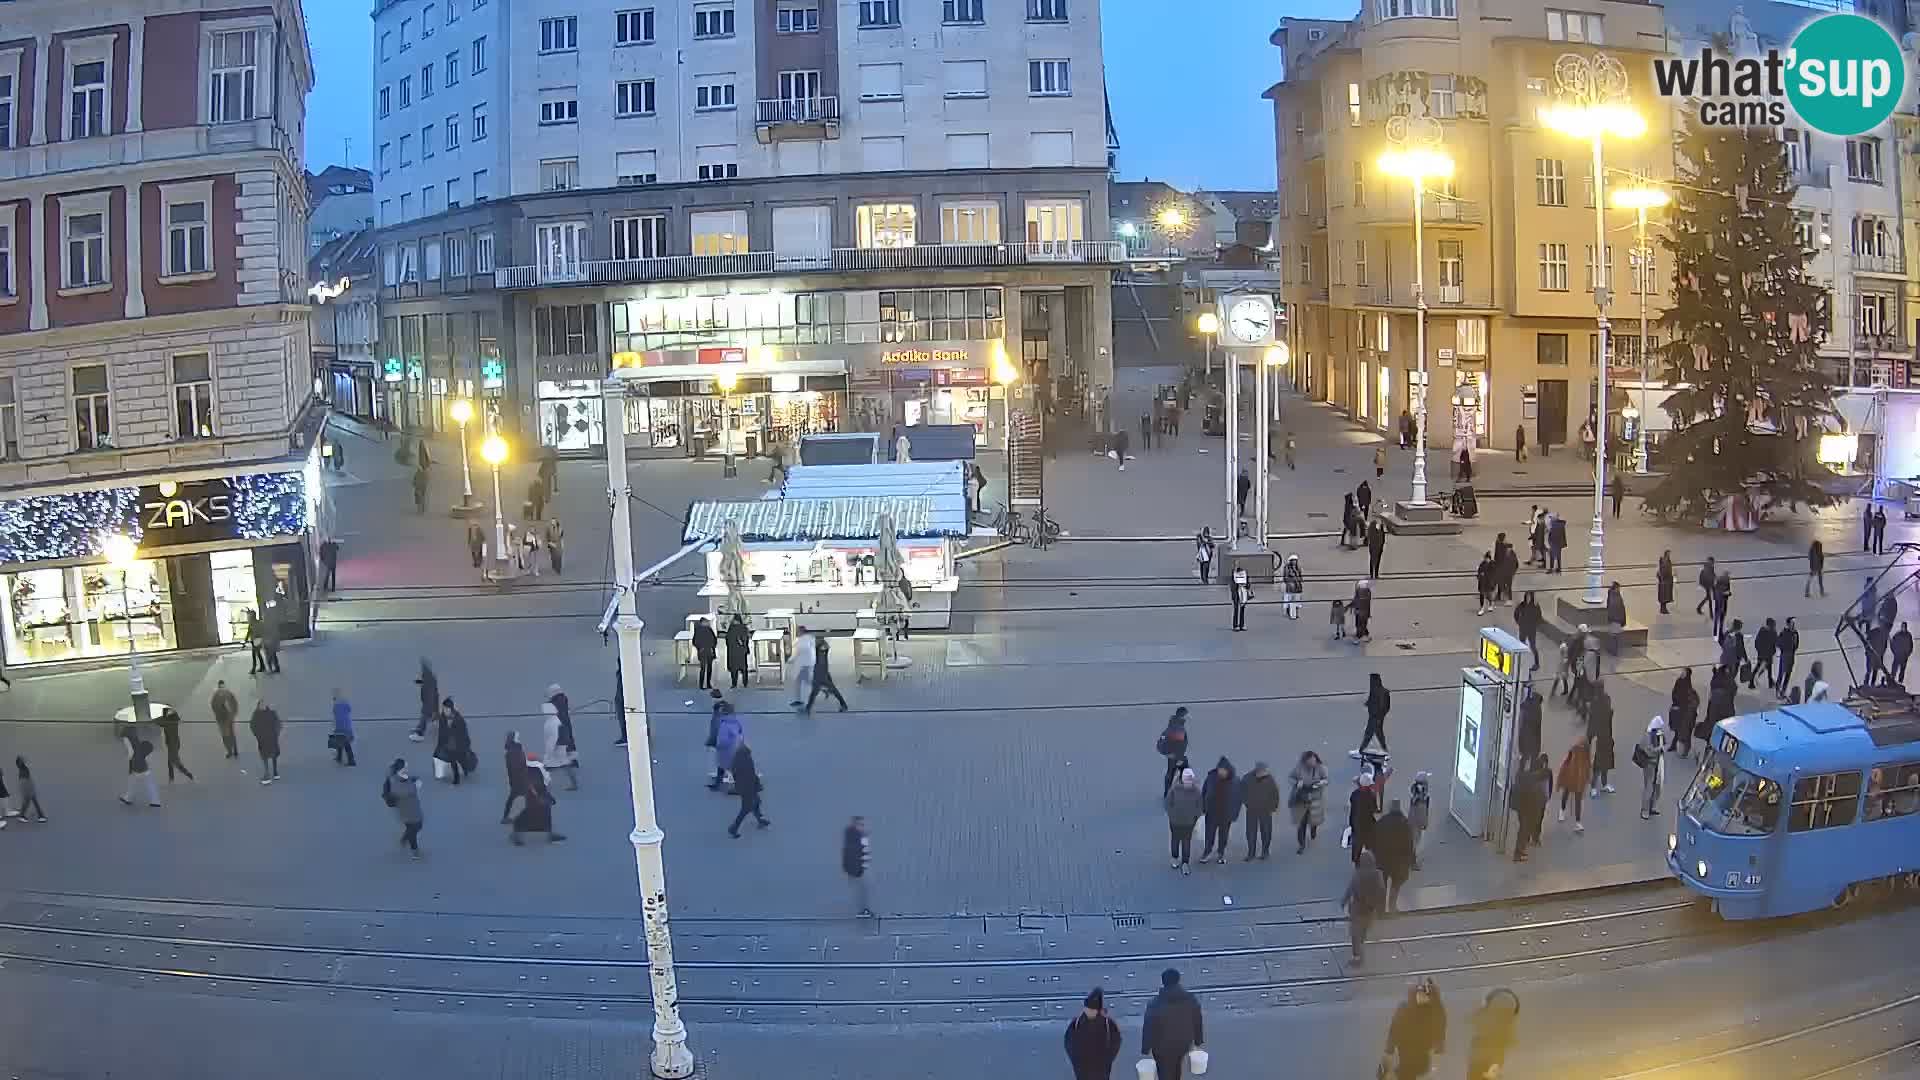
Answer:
[
  {"left": 479, "top": 435, "right": 510, "bottom": 573},
  {"left": 449, "top": 398, "right": 481, "bottom": 513},
  {"left": 1377, "top": 112, "right": 1453, "bottom": 509},
  {"left": 1611, "top": 184, "right": 1669, "bottom": 474},
  {"left": 101, "top": 533, "right": 151, "bottom": 727},
  {"left": 1196, "top": 311, "right": 1219, "bottom": 377}
]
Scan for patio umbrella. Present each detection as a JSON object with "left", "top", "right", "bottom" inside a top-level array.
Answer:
[
  {"left": 719, "top": 519, "right": 750, "bottom": 619},
  {"left": 872, "top": 513, "right": 909, "bottom": 665},
  {"left": 895, "top": 433, "right": 913, "bottom": 463}
]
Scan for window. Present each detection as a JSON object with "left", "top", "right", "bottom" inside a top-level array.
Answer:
[
  {"left": 446, "top": 176, "right": 463, "bottom": 208},
  {"left": 535, "top": 222, "right": 589, "bottom": 282},
  {"left": 1783, "top": 126, "right": 1810, "bottom": 172},
  {"left": 857, "top": 204, "right": 918, "bottom": 248},
  {"left": 1538, "top": 243, "right": 1569, "bottom": 290},
  {"left": 0, "top": 74, "right": 13, "bottom": 149},
  {"left": 472, "top": 103, "right": 488, "bottom": 140},
  {"left": 425, "top": 3, "right": 438, "bottom": 30},
  {"left": 1456, "top": 315, "right": 1486, "bottom": 356},
  {"left": 1795, "top": 210, "right": 1816, "bottom": 251},
  {"left": 1348, "top": 81, "right": 1361, "bottom": 126},
  {"left": 1025, "top": 198, "right": 1084, "bottom": 254},
  {"left": 1790, "top": 772, "right": 1862, "bottom": 831},
  {"left": 471, "top": 36, "right": 488, "bottom": 73},
  {"left": 777, "top": 4, "right": 820, "bottom": 32},
  {"left": 0, "top": 221, "right": 11, "bottom": 296},
  {"left": 941, "top": 201, "right": 1001, "bottom": 244},
  {"left": 399, "top": 75, "right": 412, "bottom": 108},
  {"left": 692, "top": 210, "right": 750, "bottom": 255},
  {"left": 534, "top": 304, "right": 599, "bottom": 357},
  {"left": 1535, "top": 333, "right": 1570, "bottom": 368},
  {"left": 208, "top": 29, "right": 259, "bottom": 123},
  {"left": 1353, "top": 239, "right": 1370, "bottom": 285},
  {"left": 1352, "top": 161, "right": 1365, "bottom": 207},
  {"left": 1429, "top": 74, "right": 1455, "bottom": 118},
  {"left": 1855, "top": 215, "right": 1893, "bottom": 256},
  {"left": 696, "top": 144, "right": 739, "bottom": 181},
  {"left": 1860, "top": 293, "right": 1894, "bottom": 336},
  {"left": 1848, "top": 137, "right": 1884, "bottom": 183},
  {"left": 0, "top": 377, "right": 16, "bottom": 459},
  {"left": 859, "top": 0, "right": 900, "bottom": 27},
  {"left": 1375, "top": 0, "right": 1455, "bottom": 17},
  {"left": 446, "top": 114, "right": 461, "bottom": 149},
  {"left": 473, "top": 168, "right": 490, "bottom": 200},
  {"left": 63, "top": 208, "right": 107, "bottom": 288},
  {"left": 616, "top": 149, "right": 658, "bottom": 185},
  {"left": 1584, "top": 244, "right": 1613, "bottom": 291},
  {"left": 945, "top": 60, "right": 988, "bottom": 98},
  {"left": 694, "top": 5, "right": 736, "bottom": 38},
  {"left": 777, "top": 70, "right": 819, "bottom": 105},
  {"left": 946, "top": 132, "right": 989, "bottom": 168},
  {"left": 171, "top": 353, "right": 214, "bottom": 439},
  {"left": 612, "top": 215, "right": 668, "bottom": 260},
  {"left": 448, "top": 0, "right": 459, "bottom": 21},
  {"left": 541, "top": 17, "right": 578, "bottom": 53},
  {"left": 400, "top": 192, "right": 413, "bottom": 219},
  {"left": 1029, "top": 0, "right": 1068, "bottom": 20},
  {"left": 70, "top": 58, "right": 108, "bottom": 139},
  {"left": 422, "top": 185, "right": 440, "bottom": 217},
  {"left": 380, "top": 199, "right": 392, "bottom": 227},
  {"left": 1546, "top": 10, "right": 1603, "bottom": 42},
  {"left": 617, "top": 79, "right": 657, "bottom": 116},
  {"left": 617, "top": 9, "right": 657, "bottom": 44},
  {"left": 1535, "top": 158, "right": 1566, "bottom": 205},
  {"left": 475, "top": 232, "right": 495, "bottom": 274},
  {"left": 695, "top": 77, "right": 736, "bottom": 110},
  {"left": 863, "top": 135, "right": 906, "bottom": 170},
  {"left": 540, "top": 157, "right": 580, "bottom": 191},
  {"left": 1029, "top": 59, "right": 1071, "bottom": 96},
  {"left": 445, "top": 51, "right": 460, "bottom": 87},
  {"left": 944, "top": 0, "right": 985, "bottom": 23},
  {"left": 399, "top": 133, "right": 412, "bottom": 165},
  {"left": 165, "top": 196, "right": 210, "bottom": 276},
  {"left": 424, "top": 238, "right": 442, "bottom": 278},
  {"left": 400, "top": 17, "right": 413, "bottom": 49},
  {"left": 1866, "top": 763, "right": 1920, "bottom": 821},
  {"left": 540, "top": 98, "right": 579, "bottom": 125},
  {"left": 422, "top": 64, "right": 434, "bottom": 99},
  {"left": 861, "top": 63, "right": 903, "bottom": 101},
  {"left": 422, "top": 125, "right": 435, "bottom": 157},
  {"left": 381, "top": 32, "right": 392, "bottom": 61},
  {"left": 1028, "top": 130, "right": 1072, "bottom": 166},
  {"left": 72, "top": 365, "right": 111, "bottom": 451}
]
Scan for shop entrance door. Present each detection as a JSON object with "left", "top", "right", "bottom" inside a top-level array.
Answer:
[
  {"left": 166, "top": 555, "right": 219, "bottom": 650},
  {"left": 254, "top": 543, "right": 312, "bottom": 642},
  {"left": 1537, "top": 379, "right": 1569, "bottom": 450}
]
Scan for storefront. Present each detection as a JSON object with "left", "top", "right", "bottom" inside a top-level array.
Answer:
[
  {"left": 845, "top": 342, "right": 1006, "bottom": 447},
  {"left": 0, "top": 457, "right": 324, "bottom": 668}
]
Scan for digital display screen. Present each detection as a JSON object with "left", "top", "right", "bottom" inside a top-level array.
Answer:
[
  {"left": 1480, "top": 637, "right": 1514, "bottom": 678},
  {"left": 1457, "top": 683, "right": 1482, "bottom": 792}
]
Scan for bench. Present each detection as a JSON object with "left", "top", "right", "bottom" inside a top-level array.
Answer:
[{"left": 1549, "top": 597, "right": 1651, "bottom": 654}]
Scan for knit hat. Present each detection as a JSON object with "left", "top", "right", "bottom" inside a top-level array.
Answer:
[
  {"left": 1084, "top": 987, "right": 1105, "bottom": 1009},
  {"left": 1161, "top": 969, "right": 1181, "bottom": 987}
]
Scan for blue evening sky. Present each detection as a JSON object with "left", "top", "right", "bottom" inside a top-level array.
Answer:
[{"left": 302, "top": 0, "right": 1354, "bottom": 191}]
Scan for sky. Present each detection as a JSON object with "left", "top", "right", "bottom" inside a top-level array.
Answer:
[{"left": 301, "top": 0, "right": 1355, "bottom": 191}]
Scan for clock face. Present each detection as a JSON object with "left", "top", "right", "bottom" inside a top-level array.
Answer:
[{"left": 1226, "top": 298, "right": 1272, "bottom": 344}]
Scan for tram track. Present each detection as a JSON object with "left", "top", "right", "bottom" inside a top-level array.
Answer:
[{"left": 1603, "top": 988, "right": 1920, "bottom": 1080}]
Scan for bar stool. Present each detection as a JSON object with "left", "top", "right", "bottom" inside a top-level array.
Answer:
[
  {"left": 750, "top": 630, "right": 787, "bottom": 685},
  {"left": 852, "top": 627, "right": 887, "bottom": 681},
  {"left": 673, "top": 630, "right": 698, "bottom": 683}
]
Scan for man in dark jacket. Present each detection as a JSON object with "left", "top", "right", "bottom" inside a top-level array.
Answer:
[
  {"left": 1352, "top": 579, "right": 1375, "bottom": 641},
  {"left": 248, "top": 700, "right": 282, "bottom": 784},
  {"left": 1197, "top": 757, "right": 1241, "bottom": 864},
  {"left": 1367, "top": 519, "right": 1388, "bottom": 579},
  {"left": 691, "top": 618, "right": 718, "bottom": 690},
  {"left": 1776, "top": 618, "right": 1801, "bottom": 695},
  {"left": 1752, "top": 619, "right": 1778, "bottom": 691},
  {"left": 1359, "top": 673, "right": 1391, "bottom": 755},
  {"left": 1696, "top": 557, "right": 1717, "bottom": 615},
  {"left": 1373, "top": 799, "right": 1416, "bottom": 911},
  {"left": 503, "top": 731, "right": 533, "bottom": 824},
  {"left": 1517, "top": 685, "right": 1543, "bottom": 767},
  {"left": 1547, "top": 514, "right": 1568, "bottom": 573},
  {"left": 1893, "top": 622, "right": 1915, "bottom": 686},
  {"left": 806, "top": 635, "right": 850, "bottom": 712},
  {"left": 1241, "top": 762, "right": 1281, "bottom": 860},
  {"left": 411, "top": 660, "right": 439, "bottom": 741},
  {"left": 842, "top": 816, "right": 872, "bottom": 916},
  {"left": 1349, "top": 772, "right": 1381, "bottom": 866},
  {"left": 547, "top": 683, "right": 575, "bottom": 757},
  {"left": 156, "top": 707, "right": 194, "bottom": 783},
  {"left": 1142, "top": 968, "right": 1204, "bottom": 1080},
  {"left": 726, "top": 743, "right": 770, "bottom": 837},
  {"left": 210, "top": 680, "right": 240, "bottom": 759},
  {"left": 1385, "top": 979, "right": 1448, "bottom": 1080},
  {"left": 1158, "top": 708, "right": 1191, "bottom": 797},
  {"left": 1065, "top": 987, "right": 1124, "bottom": 1080}
]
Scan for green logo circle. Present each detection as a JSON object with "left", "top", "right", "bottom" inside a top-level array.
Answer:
[{"left": 1786, "top": 14, "right": 1906, "bottom": 137}]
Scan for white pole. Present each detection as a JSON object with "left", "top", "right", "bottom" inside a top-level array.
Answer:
[
  {"left": 1635, "top": 207, "right": 1651, "bottom": 475},
  {"left": 123, "top": 571, "right": 150, "bottom": 724},
  {"left": 459, "top": 421, "right": 475, "bottom": 502},
  {"left": 490, "top": 463, "right": 509, "bottom": 567},
  {"left": 602, "top": 378, "right": 697, "bottom": 1079},
  {"left": 1226, "top": 347, "right": 1241, "bottom": 539},
  {"left": 1586, "top": 133, "right": 1610, "bottom": 607},
  {"left": 1411, "top": 175, "right": 1431, "bottom": 507},
  {"left": 1255, "top": 346, "right": 1270, "bottom": 544}
]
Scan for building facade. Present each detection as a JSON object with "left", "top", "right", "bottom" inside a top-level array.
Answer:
[
  {"left": 370, "top": 0, "right": 1118, "bottom": 455},
  {"left": 0, "top": 0, "right": 324, "bottom": 668},
  {"left": 307, "top": 163, "right": 374, "bottom": 253},
  {"left": 308, "top": 227, "right": 382, "bottom": 421}
]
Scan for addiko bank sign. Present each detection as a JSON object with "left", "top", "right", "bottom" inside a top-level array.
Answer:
[{"left": 872, "top": 342, "right": 989, "bottom": 368}]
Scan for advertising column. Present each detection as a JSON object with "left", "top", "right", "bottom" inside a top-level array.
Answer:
[{"left": 1449, "top": 628, "right": 1531, "bottom": 846}]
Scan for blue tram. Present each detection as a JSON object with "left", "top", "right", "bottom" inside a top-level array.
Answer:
[{"left": 1669, "top": 697, "right": 1920, "bottom": 919}]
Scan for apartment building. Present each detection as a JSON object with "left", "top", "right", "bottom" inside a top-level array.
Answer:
[
  {"left": 0, "top": 0, "right": 323, "bottom": 670},
  {"left": 369, "top": 0, "right": 1118, "bottom": 456}
]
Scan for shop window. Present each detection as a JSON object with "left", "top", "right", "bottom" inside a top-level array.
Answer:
[
  {"left": 72, "top": 364, "right": 111, "bottom": 450},
  {"left": 172, "top": 353, "right": 215, "bottom": 438},
  {"left": 2, "top": 561, "right": 178, "bottom": 666},
  {"left": 534, "top": 304, "right": 599, "bottom": 356},
  {"left": 856, "top": 203, "right": 917, "bottom": 249},
  {"left": 210, "top": 549, "right": 260, "bottom": 645}
]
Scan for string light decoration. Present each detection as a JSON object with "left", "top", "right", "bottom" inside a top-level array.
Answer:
[
  {"left": 0, "top": 472, "right": 309, "bottom": 565},
  {"left": 227, "top": 472, "right": 311, "bottom": 541}
]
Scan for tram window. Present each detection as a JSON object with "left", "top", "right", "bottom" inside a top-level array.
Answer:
[
  {"left": 1865, "top": 763, "right": 1920, "bottom": 821},
  {"left": 1789, "top": 771, "right": 1863, "bottom": 831}
]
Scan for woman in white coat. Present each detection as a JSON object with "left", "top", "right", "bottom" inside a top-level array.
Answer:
[
  {"left": 787, "top": 625, "right": 816, "bottom": 709},
  {"left": 541, "top": 701, "right": 579, "bottom": 790}
]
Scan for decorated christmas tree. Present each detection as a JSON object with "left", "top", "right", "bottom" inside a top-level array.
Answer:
[{"left": 1645, "top": 112, "right": 1839, "bottom": 521}]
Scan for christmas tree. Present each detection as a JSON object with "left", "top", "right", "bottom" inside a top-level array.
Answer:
[{"left": 1645, "top": 112, "right": 1839, "bottom": 521}]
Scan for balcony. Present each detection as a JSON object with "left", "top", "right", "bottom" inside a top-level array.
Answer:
[
  {"left": 1790, "top": 164, "right": 1831, "bottom": 189},
  {"left": 754, "top": 96, "right": 840, "bottom": 142},
  {"left": 1852, "top": 251, "right": 1906, "bottom": 276},
  {"left": 494, "top": 241, "right": 1127, "bottom": 289},
  {"left": 1359, "top": 195, "right": 1484, "bottom": 227},
  {"left": 1855, "top": 328, "right": 1910, "bottom": 353},
  {"left": 1353, "top": 282, "right": 1493, "bottom": 309}
]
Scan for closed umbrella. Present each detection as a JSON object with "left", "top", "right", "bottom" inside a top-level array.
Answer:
[
  {"left": 872, "top": 513, "right": 910, "bottom": 667},
  {"left": 719, "top": 519, "right": 750, "bottom": 620},
  {"left": 895, "top": 433, "right": 912, "bottom": 463}
]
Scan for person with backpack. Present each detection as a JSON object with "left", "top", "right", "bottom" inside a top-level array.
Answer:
[
  {"left": 1382, "top": 979, "right": 1447, "bottom": 1080},
  {"left": 1157, "top": 708, "right": 1191, "bottom": 797},
  {"left": 1064, "top": 987, "right": 1124, "bottom": 1080},
  {"left": 1342, "top": 850, "right": 1387, "bottom": 965},
  {"left": 1466, "top": 989, "right": 1521, "bottom": 1080},
  {"left": 119, "top": 735, "right": 160, "bottom": 808},
  {"left": 383, "top": 759, "right": 423, "bottom": 858}
]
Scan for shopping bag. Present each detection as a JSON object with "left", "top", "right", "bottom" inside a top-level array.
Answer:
[
  {"left": 1108, "top": 450, "right": 1119, "bottom": 461},
  {"left": 1341, "top": 826, "right": 1353, "bottom": 849},
  {"left": 1187, "top": 1048, "right": 1209, "bottom": 1075},
  {"left": 433, "top": 758, "right": 452, "bottom": 781},
  {"left": 1134, "top": 1058, "right": 1157, "bottom": 1080}
]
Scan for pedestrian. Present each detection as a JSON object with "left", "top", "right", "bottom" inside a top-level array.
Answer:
[
  {"left": 434, "top": 696, "right": 471, "bottom": 786},
  {"left": 1359, "top": 673, "right": 1391, "bottom": 756},
  {"left": 1635, "top": 721, "right": 1667, "bottom": 819},
  {"left": 1475, "top": 551, "right": 1495, "bottom": 615},
  {"left": 1164, "top": 767, "right": 1203, "bottom": 874},
  {"left": 1721, "top": 618, "right": 1750, "bottom": 684},
  {"left": 1288, "top": 750, "right": 1329, "bottom": 853},
  {"left": 332, "top": 438, "right": 347, "bottom": 473},
  {"left": 1806, "top": 660, "right": 1832, "bottom": 703},
  {"left": 1695, "top": 556, "right": 1717, "bottom": 615},
  {"left": 1606, "top": 581, "right": 1627, "bottom": 629},
  {"left": 248, "top": 699, "right": 281, "bottom": 785},
  {"left": 319, "top": 537, "right": 340, "bottom": 592},
  {"left": 1553, "top": 632, "right": 1579, "bottom": 703},
  {"left": 1547, "top": 512, "right": 1567, "bottom": 573},
  {"left": 412, "top": 464, "right": 429, "bottom": 513},
  {"left": 545, "top": 518, "right": 566, "bottom": 574},
  {"left": 724, "top": 613, "right": 752, "bottom": 689},
  {"left": 1510, "top": 754, "right": 1549, "bottom": 860},
  {"left": 1284, "top": 431, "right": 1297, "bottom": 469},
  {"left": 1610, "top": 472, "right": 1626, "bottom": 518},
  {"left": 259, "top": 607, "right": 282, "bottom": 674},
  {"left": 329, "top": 689, "right": 356, "bottom": 766},
  {"left": 416, "top": 440, "right": 431, "bottom": 470},
  {"left": 245, "top": 609, "right": 265, "bottom": 674},
  {"left": 1357, "top": 479, "right": 1374, "bottom": 521},
  {"left": 411, "top": 660, "right": 439, "bottom": 742},
  {"left": 1140, "top": 412, "right": 1153, "bottom": 452},
  {"left": 1807, "top": 540, "right": 1826, "bottom": 597},
  {"left": 1229, "top": 568, "right": 1253, "bottom": 632},
  {"left": 1457, "top": 448, "right": 1474, "bottom": 483},
  {"left": 1236, "top": 468, "right": 1251, "bottom": 521},
  {"left": 1753, "top": 618, "right": 1778, "bottom": 691},
  {"left": 1879, "top": 589, "right": 1900, "bottom": 634},
  {"left": 1197, "top": 757, "right": 1241, "bottom": 864},
  {"left": 1895, "top": 622, "right": 1914, "bottom": 685},
  {"left": 1341, "top": 494, "right": 1360, "bottom": 549},
  {"left": 1111, "top": 428, "right": 1129, "bottom": 471},
  {"left": 805, "top": 634, "right": 850, "bottom": 712},
  {"left": 1142, "top": 969, "right": 1206, "bottom": 1080},
  {"left": 1526, "top": 507, "right": 1545, "bottom": 566},
  {"left": 1514, "top": 592, "right": 1542, "bottom": 668},
  {"left": 542, "top": 697, "right": 579, "bottom": 790},
  {"left": 1064, "top": 987, "right": 1124, "bottom": 1080},
  {"left": 1241, "top": 761, "right": 1280, "bottom": 860},
  {"left": 1515, "top": 424, "right": 1528, "bottom": 462},
  {"left": 468, "top": 520, "right": 485, "bottom": 570},
  {"left": 1342, "top": 850, "right": 1387, "bottom": 965},
  {"left": 692, "top": 617, "right": 718, "bottom": 690},
  {"left": 1876, "top": 505, "right": 1889, "bottom": 554},
  {"left": 527, "top": 477, "right": 548, "bottom": 522},
  {"left": 1194, "top": 528, "right": 1215, "bottom": 586},
  {"left": 1712, "top": 570, "right": 1733, "bottom": 639},
  {"left": 510, "top": 762, "right": 567, "bottom": 845},
  {"left": 1374, "top": 799, "right": 1416, "bottom": 911},
  {"left": 1777, "top": 617, "right": 1801, "bottom": 695},
  {"left": 710, "top": 702, "right": 743, "bottom": 791},
  {"left": 842, "top": 815, "right": 873, "bottom": 915},
  {"left": 787, "top": 624, "right": 817, "bottom": 708},
  {"left": 1348, "top": 767, "right": 1380, "bottom": 865},
  {"left": 1857, "top": 577, "right": 1880, "bottom": 635},
  {"left": 1330, "top": 597, "right": 1348, "bottom": 640},
  {"left": 1375, "top": 444, "right": 1389, "bottom": 478},
  {"left": 1281, "top": 553, "right": 1304, "bottom": 619},
  {"left": 548, "top": 681, "right": 575, "bottom": 761},
  {"left": 1352, "top": 579, "right": 1374, "bottom": 642},
  {"left": 1490, "top": 532, "right": 1514, "bottom": 604},
  {"left": 1367, "top": 518, "right": 1387, "bottom": 579},
  {"left": 522, "top": 527, "right": 543, "bottom": 577},
  {"left": 119, "top": 734, "right": 160, "bottom": 808},
  {"left": 13, "top": 757, "right": 44, "bottom": 822},
  {"left": 1669, "top": 669, "right": 1699, "bottom": 756},
  {"left": 210, "top": 679, "right": 239, "bottom": 758},
  {"left": 1407, "top": 771, "right": 1433, "bottom": 869},
  {"left": 384, "top": 759, "right": 424, "bottom": 858},
  {"left": 538, "top": 446, "right": 557, "bottom": 496},
  {"left": 1656, "top": 550, "right": 1675, "bottom": 614},
  {"left": 1466, "top": 989, "right": 1521, "bottom": 1080},
  {"left": 1556, "top": 740, "right": 1590, "bottom": 832},
  {"left": 155, "top": 707, "right": 195, "bottom": 783},
  {"left": 502, "top": 731, "right": 532, "bottom": 824},
  {"left": 1586, "top": 682, "right": 1616, "bottom": 795},
  {"left": 726, "top": 741, "right": 771, "bottom": 837},
  {"left": 1383, "top": 979, "right": 1448, "bottom": 1080}
]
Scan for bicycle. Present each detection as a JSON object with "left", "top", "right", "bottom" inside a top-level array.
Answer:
[
  {"left": 1029, "top": 508, "right": 1061, "bottom": 550},
  {"left": 990, "top": 505, "right": 1031, "bottom": 545}
]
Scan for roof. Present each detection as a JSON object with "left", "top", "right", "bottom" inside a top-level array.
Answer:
[
  {"left": 1110, "top": 181, "right": 1189, "bottom": 217},
  {"left": 306, "top": 165, "right": 373, "bottom": 201},
  {"left": 1721, "top": 701, "right": 1920, "bottom": 774},
  {"left": 682, "top": 496, "right": 969, "bottom": 543},
  {"left": 780, "top": 460, "right": 968, "bottom": 501},
  {"left": 1204, "top": 190, "right": 1282, "bottom": 222},
  {"left": 307, "top": 227, "right": 380, "bottom": 282}
]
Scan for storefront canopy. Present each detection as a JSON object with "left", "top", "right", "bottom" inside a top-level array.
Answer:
[
  {"left": 779, "top": 461, "right": 969, "bottom": 501},
  {"left": 683, "top": 496, "right": 969, "bottom": 543}
]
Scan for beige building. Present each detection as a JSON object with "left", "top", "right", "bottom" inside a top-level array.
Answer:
[{"left": 1268, "top": 0, "right": 1677, "bottom": 454}]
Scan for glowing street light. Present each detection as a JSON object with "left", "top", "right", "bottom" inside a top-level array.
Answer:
[
  {"left": 1196, "top": 311, "right": 1220, "bottom": 376},
  {"left": 1378, "top": 140, "right": 1456, "bottom": 508},
  {"left": 1265, "top": 343, "right": 1290, "bottom": 367},
  {"left": 101, "top": 532, "right": 153, "bottom": 727},
  {"left": 1157, "top": 206, "right": 1187, "bottom": 229},
  {"left": 449, "top": 398, "right": 479, "bottom": 511},
  {"left": 1612, "top": 184, "right": 1669, "bottom": 474},
  {"left": 479, "top": 435, "right": 510, "bottom": 572}
]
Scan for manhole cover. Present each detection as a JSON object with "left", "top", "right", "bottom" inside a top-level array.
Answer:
[
  {"left": 1112, "top": 915, "right": 1146, "bottom": 929},
  {"left": 1306, "top": 512, "right": 1330, "bottom": 519}
]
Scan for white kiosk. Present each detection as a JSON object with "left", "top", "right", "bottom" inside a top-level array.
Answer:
[{"left": 1449, "top": 628, "right": 1531, "bottom": 847}]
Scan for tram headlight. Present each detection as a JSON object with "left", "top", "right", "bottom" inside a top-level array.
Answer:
[
  {"left": 1668, "top": 833, "right": 1678, "bottom": 852},
  {"left": 1696, "top": 859, "right": 1709, "bottom": 880}
]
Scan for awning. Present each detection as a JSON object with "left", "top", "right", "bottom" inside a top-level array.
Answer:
[
  {"left": 780, "top": 460, "right": 969, "bottom": 500},
  {"left": 683, "top": 496, "right": 969, "bottom": 543}
]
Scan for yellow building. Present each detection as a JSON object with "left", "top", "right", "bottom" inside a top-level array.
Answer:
[{"left": 1267, "top": 1, "right": 1677, "bottom": 454}]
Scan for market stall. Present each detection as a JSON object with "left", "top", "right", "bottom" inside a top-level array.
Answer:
[{"left": 684, "top": 462, "right": 969, "bottom": 631}]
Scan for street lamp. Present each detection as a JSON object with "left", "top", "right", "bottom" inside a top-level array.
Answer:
[
  {"left": 992, "top": 342, "right": 1020, "bottom": 513},
  {"left": 101, "top": 533, "right": 152, "bottom": 728},
  {"left": 1541, "top": 51, "right": 1644, "bottom": 607},
  {"left": 1611, "top": 184, "right": 1669, "bottom": 474},
  {"left": 1378, "top": 143, "right": 1455, "bottom": 508},
  {"left": 449, "top": 398, "right": 480, "bottom": 512},
  {"left": 715, "top": 367, "right": 740, "bottom": 477},
  {"left": 479, "top": 434, "right": 509, "bottom": 573},
  {"left": 1197, "top": 311, "right": 1220, "bottom": 377}
]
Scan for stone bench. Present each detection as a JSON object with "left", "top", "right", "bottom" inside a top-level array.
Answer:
[{"left": 1550, "top": 596, "right": 1651, "bottom": 654}]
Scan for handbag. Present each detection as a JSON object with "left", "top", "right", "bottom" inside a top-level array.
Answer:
[
  {"left": 1186, "top": 1048, "right": 1209, "bottom": 1075},
  {"left": 326, "top": 732, "right": 345, "bottom": 751},
  {"left": 1134, "top": 1058, "right": 1157, "bottom": 1080},
  {"left": 1341, "top": 826, "right": 1354, "bottom": 850}
]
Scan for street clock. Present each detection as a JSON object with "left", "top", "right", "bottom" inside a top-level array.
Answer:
[{"left": 1219, "top": 293, "right": 1276, "bottom": 346}]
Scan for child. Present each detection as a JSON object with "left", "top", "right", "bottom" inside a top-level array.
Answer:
[
  {"left": 1408, "top": 771, "right": 1432, "bottom": 869},
  {"left": 14, "top": 756, "right": 43, "bottom": 822},
  {"left": 1330, "top": 599, "right": 1348, "bottom": 640}
]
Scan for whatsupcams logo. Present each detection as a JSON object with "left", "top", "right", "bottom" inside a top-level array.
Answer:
[{"left": 1650, "top": 13, "right": 1906, "bottom": 135}]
